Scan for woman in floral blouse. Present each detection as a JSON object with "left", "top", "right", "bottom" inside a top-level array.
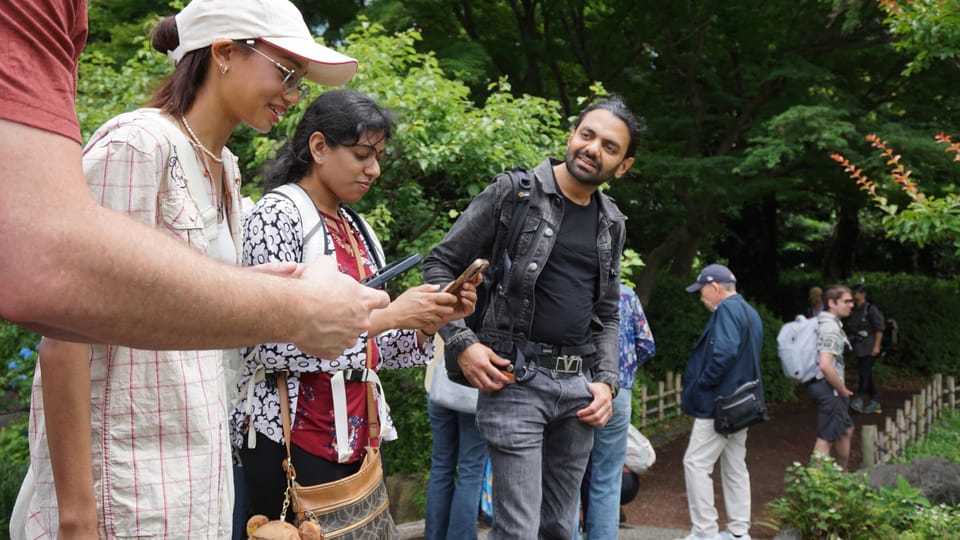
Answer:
[{"left": 232, "top": 89, "right": 477, "bottom": 525}]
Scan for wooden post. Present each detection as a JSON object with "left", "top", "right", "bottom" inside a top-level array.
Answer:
[
  {"left": 884, "top": 416, "right": 895, "bottom": 464},
  {"left": 950, "top": 376, "right": 956, "bottom": 411},
  {"left": 658, "top": 380, "right": 665, "bottom": 423},
  {"left": 861, "top": 425, "right": 877, "bottom": 469},
  {"left": 675, "top": 372, "right": 683, "bottom": 417},
  {"left": 933, "top": 373, "right": 943, "bottom": 419},
  {"left": 918, "top": 390, "right": 927, "bottom": 444},
  {"left": 897, "top": 408, "right": 907, "bottom": 459},
  {"left": 640, "top": 385, "right": 648, "bottom": 430}
]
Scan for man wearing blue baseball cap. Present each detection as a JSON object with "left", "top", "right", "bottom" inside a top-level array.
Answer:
[{"left": 676, "top": 263, "right": 763, "bottom": 540}]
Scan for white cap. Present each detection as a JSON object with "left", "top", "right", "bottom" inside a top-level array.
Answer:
[{"left": 168, "top": 0, "right": 358, "bottom": 86}]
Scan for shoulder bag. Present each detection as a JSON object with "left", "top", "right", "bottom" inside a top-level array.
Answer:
[
  {"left": 278, "top": 370, "right": 397, "bottom": 538},
  {"left": 428, "top": 337, "right": 478, "bottom": 413},
  {"left": 714, "top": 302, "right": 769, "bottom": 435}
]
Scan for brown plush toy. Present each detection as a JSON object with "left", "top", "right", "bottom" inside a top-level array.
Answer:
[{"left": 246, "top": 515, "right": 323, "bottom": 540}]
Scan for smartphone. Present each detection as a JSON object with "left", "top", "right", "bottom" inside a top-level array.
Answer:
[
  {"left": 442, "top": 258, "right": 490, "bottom": 294},
  {"left": 361, "top": 253, "right": 423, "bottom": 289}
]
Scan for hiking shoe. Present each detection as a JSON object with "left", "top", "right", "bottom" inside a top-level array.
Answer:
[
  {"left": 719, "top": 531, "right": 752, "bottom": 540},
  {"left": 863, "top": 400, "right": 882, "bottom": 414},
  {"left": 850, "top": 396, "right": 864, "bottom": 412}
]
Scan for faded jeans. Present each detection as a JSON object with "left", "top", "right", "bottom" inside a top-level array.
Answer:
[
  {"left": 476, "top": 367, "right": 595, "bottom": 540},
  {"left": 424, "top": 400, "right": 488, "bottom": 540},
  {"left": 579, "top": 389, "right": 632, "bottom": 539}
]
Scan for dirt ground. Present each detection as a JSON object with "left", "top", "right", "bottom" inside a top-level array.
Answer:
[{"left": 621, "top": 383, "right": 920, "bottom": 539}]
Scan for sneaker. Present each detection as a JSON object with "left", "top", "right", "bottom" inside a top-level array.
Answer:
[
  {"left": 719, "top": 531, "right": 752, "bottom": 540},
  {"left": 850, "top": 396, "right": 864, "bottom": 412},
  {"left": 863, "top": 400, "right": 882, "bottom": 414},
  {"left": 675, "top": 533, "right": 721, "bottom": 540}
]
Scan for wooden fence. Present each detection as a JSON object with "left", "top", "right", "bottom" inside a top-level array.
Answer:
[
  {"left": 860, "top": 374, "right": 957, "bottom": 468},
  {"left": 635, "top": 371, "right": 684, "bottom": 430}
]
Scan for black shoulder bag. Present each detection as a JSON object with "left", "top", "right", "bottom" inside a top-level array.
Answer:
[{"left": 714, "top": 302, "right": 769, "bottom": 435}]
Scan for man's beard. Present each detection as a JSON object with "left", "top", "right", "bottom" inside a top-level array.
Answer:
[{"left": 564, "top": 148, "right": 607, "bottom": 186}]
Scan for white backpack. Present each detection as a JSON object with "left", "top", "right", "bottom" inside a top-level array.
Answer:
[{"left": 777, "top": 315, "right": 820, "bottom": 383}]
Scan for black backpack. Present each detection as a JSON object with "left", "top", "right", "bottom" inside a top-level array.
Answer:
[
  {"left": 445, "top": 168, "right": 534, "bottom": 385},
  {"left": 866, "top": 303, "right": 899, "bottom": 355}
]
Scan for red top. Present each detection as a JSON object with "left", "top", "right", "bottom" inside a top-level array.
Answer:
[
  {"left": 0, "top": 0, "right": 88, "bottom": 143},
  {"left": 291, "top": 209, "right": 381, "bottom": 462}
]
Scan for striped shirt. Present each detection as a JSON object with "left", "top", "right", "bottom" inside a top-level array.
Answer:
[{"left": 25, "top": 109, "right": 242, "bottom": 539}]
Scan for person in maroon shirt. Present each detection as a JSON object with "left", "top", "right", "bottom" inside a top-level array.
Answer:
[{"left": 0, "top": 1, "right": 388, "bottom": 361}]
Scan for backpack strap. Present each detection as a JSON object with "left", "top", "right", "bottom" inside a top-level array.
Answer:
[
  {"left": 340, "top": 205, "right": 386, "bottom": 269},
  {"left": 268, "top": 183, "right": 331, "bottom": 262},
  {"left": 266, "top": 185, "right": 384, "bottom": 462}
]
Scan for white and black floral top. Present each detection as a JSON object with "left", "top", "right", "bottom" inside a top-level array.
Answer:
[{"left": 230, "top": 193, "right": 432, "bottom": 462}]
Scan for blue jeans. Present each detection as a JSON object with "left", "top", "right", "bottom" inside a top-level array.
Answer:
[
  {"left": 577, "top": 389, "right": 631, "bottom": 539},
  {"left": 477, "top": 367, "right": 595, "bottom": 540},
  {"left": 424, "top": 400, "right": 489, "bottom": 540}
]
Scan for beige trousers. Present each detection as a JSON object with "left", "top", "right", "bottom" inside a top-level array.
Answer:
[{"left": 682, "top": 418, "right": 751, "bottom": 537}]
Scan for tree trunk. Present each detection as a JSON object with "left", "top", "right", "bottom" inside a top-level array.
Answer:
[{"left": 822, "top": 203, "right": 859, "bottom": 280}]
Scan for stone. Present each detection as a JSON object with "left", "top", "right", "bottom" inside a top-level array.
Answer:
[{"left": 864, "top": 456, "right": 960, "bottom": 505}]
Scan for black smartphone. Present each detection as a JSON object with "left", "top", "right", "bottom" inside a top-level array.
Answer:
[
  {"left": 442, "top": 258, "right": 490, "bottom": 294},
  {"left": 361, "top": 253, "right": 423, "bottom": 288}
]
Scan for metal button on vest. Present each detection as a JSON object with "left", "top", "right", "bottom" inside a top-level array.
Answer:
[
  {"left": 522, "top": 299, "right": 530, "bottom": 308},
  {"left": 544, "top": 228, "right": 554, "bottom": 237},
  {"left": 527, "top": 262, "right": 538, "bottom": 272}
]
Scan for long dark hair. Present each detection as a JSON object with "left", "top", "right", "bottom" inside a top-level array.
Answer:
[{"left": 264, "top": 90, "right": 395, "bottom": 189}]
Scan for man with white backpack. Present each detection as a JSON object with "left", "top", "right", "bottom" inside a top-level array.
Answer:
[{"left": 807, "top": 285, "right": 856, "bottom": 469}]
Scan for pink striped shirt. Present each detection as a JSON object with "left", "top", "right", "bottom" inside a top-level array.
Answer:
[{"left": 25, "top": 109, "right": 242, "bottom": 539}]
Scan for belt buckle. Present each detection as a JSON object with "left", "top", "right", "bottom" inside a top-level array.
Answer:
[{"left": 554, "top": 354, "right": 582, "bottom": 374}]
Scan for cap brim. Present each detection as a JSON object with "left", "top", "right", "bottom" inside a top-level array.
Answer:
[
  {"left": 262, "top": 37, "right": 359, "bottom": 87},
  {"left": 685, "top": 283, "right": 704, "bottom": 293}
]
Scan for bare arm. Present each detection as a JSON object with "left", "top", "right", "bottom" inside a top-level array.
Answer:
[
  {"left": 38, "top": 338, "right": 98, "bottom": 539},
  {"left": 0, "top": 122, "right": 387, "bottom": 358},
  {"left": 818, "top": 351, "right": 853, "bottom": 397}
]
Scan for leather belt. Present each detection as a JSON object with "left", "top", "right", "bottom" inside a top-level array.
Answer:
[{"left": 537, "top": 354, "right": 584, "bottom": 374}]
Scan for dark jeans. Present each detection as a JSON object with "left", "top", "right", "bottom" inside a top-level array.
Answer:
[{"left": 857, "top": 355, "right": 877, "bottom": 401}]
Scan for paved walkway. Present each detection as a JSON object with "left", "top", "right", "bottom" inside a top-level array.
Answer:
[{"left": 396, "top": 519, "right": 689, "bottom": 539}]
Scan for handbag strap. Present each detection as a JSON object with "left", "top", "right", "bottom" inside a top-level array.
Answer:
[
  {"left": 737, "top": 300, "right": 760, "bottom": 380},
  {"left": 276, "top": 209, "right": 383, "bottom": 521}
]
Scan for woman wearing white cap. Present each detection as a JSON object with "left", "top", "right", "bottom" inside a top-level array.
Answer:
[{"left": 18, "top": 1, "right": 358, "bottom": 539}]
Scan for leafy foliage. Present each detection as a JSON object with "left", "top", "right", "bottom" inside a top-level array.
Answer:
[
  {"left": 833, "top": 134, "right": 960, "bottom": 255},
  {"left": 879, "top": 0, "right": 960, "bottom": 76},
  {"left": 768, "top": 410, "right": 960, "bottom": 539},
  {"left": 767, "top": 456, "right": 897, "bottom": 539},
  {"left": 901, "top": 407, "right": 960, "bottom": 464}
]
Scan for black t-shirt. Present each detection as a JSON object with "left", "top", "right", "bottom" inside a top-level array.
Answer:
[{"left": 530, "top": 193, "right": 599, "bottom": 345}]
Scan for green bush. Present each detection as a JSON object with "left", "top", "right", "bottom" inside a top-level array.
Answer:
[
  {"left": 768, "top": 409, "right": 960, "bottom": 538},
  {"left": 378, "top": 366, "right": 431, "bottom": 513},
  {"left": 901, "top": 407, "right": 960, "bottom": 463},
  {"left": 767, "top": 456, "right": 899, "bottom": 539},
  {"left": 0, "top": 454, "right": 30, "bottom": 538}
]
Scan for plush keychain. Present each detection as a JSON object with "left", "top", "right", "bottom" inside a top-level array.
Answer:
[{"left": 246, "top": 515, "right": 323, "bottom": 540}]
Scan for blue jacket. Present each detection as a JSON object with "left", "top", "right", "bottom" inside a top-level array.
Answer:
[
  {"left": 681, "top": 293, "right": 765, "bottom": 419},
  {"left": 423, "top": 158, "right": 625, "bottom": 391}
]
